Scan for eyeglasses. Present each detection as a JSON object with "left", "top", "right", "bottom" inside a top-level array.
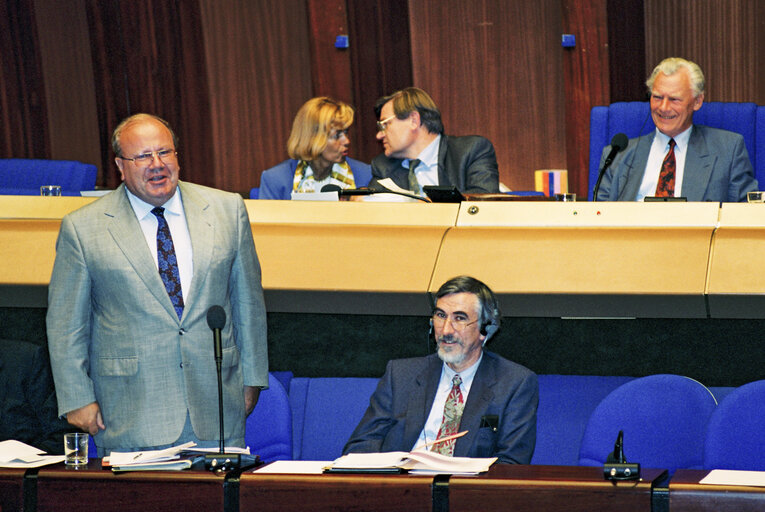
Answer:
[
  {"left": 118, "top": 149, "right": 177, "bottom": 167},
  {"left": 329, "top": 129, "right": 350, "bottom": 141},
  {"left": 376, "top": 115, "right": 397, "bottom": 133},
  {"left": 432, "top": 311, "right": 479, "bottom": 331}
]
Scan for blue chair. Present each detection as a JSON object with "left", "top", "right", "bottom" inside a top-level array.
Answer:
[
  {"left": 704, "top": 380, "right": 765, "bottom": 470},
  {"left": 588, "top": 102, "right": 761, "bottom": 200},
  {"left": 245, "top": 373, "right": 292, "bottom": 461},
  {"left": 249, "top": 187, "right": 259, "bottom": 199},
  {"left": 578, "top": 374, "right": 717, "bottom": 473},
  {"left": 0, "top": 158, "right": 97, "bottom": 195}
]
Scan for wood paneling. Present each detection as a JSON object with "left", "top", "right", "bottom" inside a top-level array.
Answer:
[
  {"left": 0, "top": 0, "right": 49, "bottom": 158},
  {"left": 408, "top": 0, "right": 566, "bottom": 192},
  {"left": 307, "top": 0, "right": 353, "bottom": 101},
  {"left": 561, "top": 0, "right": 610, "bottom": 197},
  {"left": 199, "top": 0, "right": 312, "bottom": 194},
  {"left": 645, "top": 0, "right": 765, "bottom": 103},
  {"left": 347, "top": 0, "right": 413, "bottom": 164},
  {"left": 34, "top": 0, "right": 100, "bottom": 171}
]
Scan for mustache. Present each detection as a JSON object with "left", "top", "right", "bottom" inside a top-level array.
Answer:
[{"left": 437, "top": 334, "right": 460, "bottom": 344}]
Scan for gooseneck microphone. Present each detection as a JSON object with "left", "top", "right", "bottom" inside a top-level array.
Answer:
[
  {"left": 592, "top": 133, "right": 628, "bottom": 201},
  {"left": 320, "top": 184, "right": 430, "bottom": 202},
  {"left": 206, "top": 306, "right": 226, "bottom": 455}
]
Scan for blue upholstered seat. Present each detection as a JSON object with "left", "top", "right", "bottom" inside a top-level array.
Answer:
[
  {"left": 704, "top": 379, "right": 765, "bottom": 471},
  {"left": 578, "top": 374, "right": 717, "bottom": 473},
  {"left": 588, "top": 102, "right": 763, "bottom": 200},
  {"left": 0, "top": 158, "right": 97, "bottom": 195},
  {"left": 245, "top": 373, "right": 292, "bottom": 461}
]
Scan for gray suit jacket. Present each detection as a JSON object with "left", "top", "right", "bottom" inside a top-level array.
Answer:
[
  {"left": 343, "top": 352, "right": 538, "bottom": 464},
  {"left": 370, "top": 135, "right": 499, "bottom": 193},
  {"left": 597, "top": 125, "right": 758, "bottom": 202},
  {"left": 47, "top": 182, "right": 268, "bottom": 451}
]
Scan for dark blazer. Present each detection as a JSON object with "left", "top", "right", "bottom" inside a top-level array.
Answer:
[
  {"left": 370, "top": 135, "right": 499, "bottom": 194},
  {"left": 0, "top": 339, "right": 73, "bottom": 454},
  {"left": 259, "top": 158, "right": 372, "bottom": 200},
  {"left": 343, "top": 351, "right": 538, "bottom": 464},
  {"left": 597, "top": 125, "right": 758, "bottom": 202}
]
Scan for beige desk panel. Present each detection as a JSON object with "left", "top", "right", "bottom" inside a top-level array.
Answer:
[
  {"left": 253, "top": 224, "right": 448, "bottom": 292},
  {"left": 708, "top": 204, "right": 765, "bottom": 294},
  {"left": 432, "top": 226, "right": 713, "bottom": 294},
  {"left": 0, "top": 219, "right": 61, "bottom": 285},
  {"left": 0, "top": 195, "right": 95, "bottom": 219}
]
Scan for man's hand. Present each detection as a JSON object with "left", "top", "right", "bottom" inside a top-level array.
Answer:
[
  {"left": 244, "top": 386, "right": 261, "bottom": 417},
  {"left": 66, "top": 402, "right": 105, "bottom": 435}
]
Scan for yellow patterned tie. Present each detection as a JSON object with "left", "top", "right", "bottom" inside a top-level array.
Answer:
[{"left": 432, "top": 374, "right": 464, "bottom": 456}]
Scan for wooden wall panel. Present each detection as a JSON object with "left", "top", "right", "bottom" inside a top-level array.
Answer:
[
  {"left": 199, "top": 0, "right": 312, "bottom": 194},
  {"left": 34, "top": 0, "right": 100, "bottom": 172},
  {"left": 0, "top": 0, "right": 49, "bottom": 158},
  {"left": 645, "top": 0, "right": 765, "bottom": 103},
  {"left": 408, "top": 0, "right": 566, "bottom": 192}
]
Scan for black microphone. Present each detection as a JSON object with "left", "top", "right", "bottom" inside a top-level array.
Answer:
[
  {"left": 593, "top": 133, "right": 628, "bottom": 201},
  {"left": 207, "top": 305, "right": 225, "bottom": 364},
  {"left": 320, "top": 184, "right": 380, "bottom": 197},
  {"left": 603, "top": 430, "right": 640, "bottom": 481}
]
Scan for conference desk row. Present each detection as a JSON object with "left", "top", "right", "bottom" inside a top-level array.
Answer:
[
  {"left": 2, "top": 196, "right": 764, "bottom": 318},
  {"left": 2, "top": 463, "right": 764, "bottom": 512}
]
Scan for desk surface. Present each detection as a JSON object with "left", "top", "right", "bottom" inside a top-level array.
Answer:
[
  {"left": 449, "top": 465, "right": 667, "bottom": 512},
  {"left": 670, "top": 469, "right": 765, "bottom": 512}
]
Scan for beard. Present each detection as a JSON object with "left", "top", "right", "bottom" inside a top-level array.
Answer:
[{"left": 436, "top": 334, "right": 467, "bottom": 366}]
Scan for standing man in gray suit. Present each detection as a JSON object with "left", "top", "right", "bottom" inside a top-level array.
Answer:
[
  {"left": 47, "top": 114, "right": 268, "bottom": 455},
  {"left": 370, "top": 87, "right": 499, "bottom": 195},
  {"left": 597, "top": 57, "right": 758, "bottom": 202}
]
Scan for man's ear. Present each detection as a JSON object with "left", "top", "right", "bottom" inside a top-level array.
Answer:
[
  {"left": 408, "top": 111, "right": 422, "bottom": 129},
  {"left": 693, "top": 92, "right": 704, "bottom": 111},
  {"left": 115, "top": 158, "right": 126, "bottom": 181}
]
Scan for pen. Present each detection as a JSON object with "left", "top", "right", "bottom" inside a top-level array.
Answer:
[
  {"left": 133, "top": 453, "right": 142, "bottom": 460},
  {"left": 413, "top": 430, "right": 468, "bottom": 451}
]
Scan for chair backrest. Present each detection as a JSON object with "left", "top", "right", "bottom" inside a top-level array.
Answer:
[
  {"left": 578, "top": 374, "right": 717, "bottom": 472},
  {"left": 0, "top": 159, "right": 97, "bottom": 195},
  {"left": 704, "top": 379, "right": 765, "bottom": 471},
  {"left": 245, "top": 373, "right": 292, "bottom": 461},
  {"left": 289, "top": 377, "right": 379, "bottom": 461},
  {"left": 588, "top": 102, "right": 761, "bottom": 200},
  {"left": 249, "top": 187, "right": 259, "bottom": 199}
]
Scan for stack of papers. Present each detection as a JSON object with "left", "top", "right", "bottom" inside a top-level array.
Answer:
[
  {"left": 106, "top": 442, "right": 251, "bottom": 472},
  {"left": 0, "top": 440, "right": 65, "bottom": 468},
  {"left": 327, "top": 450, "right": 497, "bottom": 475}
]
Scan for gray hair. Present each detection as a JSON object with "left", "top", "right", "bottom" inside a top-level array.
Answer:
[{"left": 646, "top": 57, "right": 705, "bottom": 98}]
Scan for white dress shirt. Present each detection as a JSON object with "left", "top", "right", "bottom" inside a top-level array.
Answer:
[{"left": 637, "top": 126, "right": 693, "bottom": 201}]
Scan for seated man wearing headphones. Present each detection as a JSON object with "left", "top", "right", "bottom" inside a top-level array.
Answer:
[{"left": 343, "top": 275, "right": 538, "bottom": 464}]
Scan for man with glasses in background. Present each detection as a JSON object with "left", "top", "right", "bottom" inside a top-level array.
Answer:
[
  {"left": 370, "top": 87, "right": 499, "bottom": 195},
  {"left": 343, "top": 276, "right": 537, "bottom": 464},
  {"left": 47, "top": 113, "right": 268, "bottom": 455}
]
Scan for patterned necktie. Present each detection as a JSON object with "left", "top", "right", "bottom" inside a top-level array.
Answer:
[
  {"left": 151, "top": 207, "right": 184, "bottom": 320},
  {"left": 655, "top": 138, "right": 676, "bottom": 197},
  {"left": 432, "top": 374, "right": 464, "bottom": 456},
  {"left": 407, "top": 159, "right": 421, "bottom": 194}
]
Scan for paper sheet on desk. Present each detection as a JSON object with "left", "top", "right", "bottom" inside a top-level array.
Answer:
[
  {"left": 253, "top": 460, "right": 330, "bottom": 474},
  {"left": 0, "top": 440, "right": 66, "bottom": 468},
  {"left": 700, "top": 469, "right": 765, "bottom": 487}
]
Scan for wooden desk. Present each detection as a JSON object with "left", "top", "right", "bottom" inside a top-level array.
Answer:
[
  {"left": 707, "top": 203, "right": 765, "bottom": 317},
  {"left": 0, "top": 468, "right": 26, "bottom": 512},
  {"left": 670, "top": 469, "right": 765, "bottom": 512},
  {"left": 34, "top": 462, "right": 225, "bottom": 512},
  {"left": 448, "top": 465, "right": 667, "bottom": 512},
  {"left": 433, "top": 201, "right": 719, "bottom": 317},
  {"left": 238, "top": 471, "right": 436, "bottom": 512}
]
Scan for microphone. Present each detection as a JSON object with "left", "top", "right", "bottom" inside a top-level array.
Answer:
[
  {"left": 207, "top": 305, "right": 225, "bottom": 365},
  {"left": 592, "top": 133, "right": 628, "bottom": 201},
  {"left": 603, "top": 430, "right": 640, "bottom": 481},
  {"left": 320, "top": 184, "right": 386, "bottom": 197}
]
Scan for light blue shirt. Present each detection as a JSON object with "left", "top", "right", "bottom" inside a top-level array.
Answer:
[
  {"left": 125, "top": 186, "right": 193, "bottom": 302},
  {"left": 412, "top": 351, "right": 483, "bottom": 451},
  {"left": 637, "top": 126, "right": 693, "bottom": 201},
  {"left": 405, "top": 134, "right": 441, "bottom": 195}
]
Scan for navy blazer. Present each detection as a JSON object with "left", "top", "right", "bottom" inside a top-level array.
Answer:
[
  {"left": 259, "top": 158, "right": 372, "bottom": 200},
  {"left": 597, "top": 125, "right": 758, "bottom": 202},
  {"left": 370, "top": 134, "right": 499, "bottom": 194},
  {"left": 343, "top": 351, "right": 538, "bottom": 464}
]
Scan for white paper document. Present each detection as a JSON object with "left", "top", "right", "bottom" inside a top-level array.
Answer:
[
  {"left": 253, "top": 460, "right": 331, "bottom": 474},
  {"left": 0, "top": 440, "right": 65, "bottom": 468},
  {"left": 700, "top": 469, "right": 765, "bottom": 487},
  {"left": 328, "top": 450, "right": 497, "bottom": 475}
]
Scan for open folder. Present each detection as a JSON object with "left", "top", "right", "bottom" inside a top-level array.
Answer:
[{"left": 325, "top": 450, "right": 497, "bottom": 475}]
